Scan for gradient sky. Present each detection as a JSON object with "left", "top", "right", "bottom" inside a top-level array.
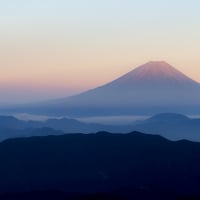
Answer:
[{"left": 1, "top": 0, "right": 200, "bottom": 104}]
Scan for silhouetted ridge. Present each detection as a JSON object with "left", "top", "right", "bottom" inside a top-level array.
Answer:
[
  {"left": 1, "top": 114, "right": 200, "bottom": 142},
  {"left": 0, "top": 132, "right": 199, "bottom": 199}
]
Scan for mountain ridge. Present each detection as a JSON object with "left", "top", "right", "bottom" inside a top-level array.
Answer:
[
  {"left": 0, "top": 132, "right": 200, "bottom": 198},
  {"left": 1, "top": 113, "right": 200, "bottom": 142}
]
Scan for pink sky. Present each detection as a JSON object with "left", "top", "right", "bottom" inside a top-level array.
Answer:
[{"left": 1, "top": 1, "right": 200, "bottom": 104}]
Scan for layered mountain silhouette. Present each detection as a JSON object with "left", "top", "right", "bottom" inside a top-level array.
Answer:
[
  {"left": 1, "top": 62, "right": 200, "bottom": 199},
  {"left": 0, "top": 115, "right": 133, "bottom": 141},
  {"left": 1, "top": 113, "right": 200, "bottom": 142},
  {"left": 8, "top": 61, "right": 200, "bottom": 117}
]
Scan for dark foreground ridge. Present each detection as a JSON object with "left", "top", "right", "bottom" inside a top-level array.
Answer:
[{"left": 0, "top": 132, "right": 200, "bottom": 199}]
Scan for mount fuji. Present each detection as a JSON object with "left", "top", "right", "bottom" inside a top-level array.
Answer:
[
  {"left": 5, "top": 61, "right": 200, "bottom": 117},
  {"left": 48, "top": 61, "right": 200, "bottom": 116}
]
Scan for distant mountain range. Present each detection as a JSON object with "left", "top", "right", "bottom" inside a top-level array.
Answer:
[
  {"left": 4, "top": 61, "right": 200, "bottom": 117},
  {"left": 0, "top": 113, "right": 200, "bottom": 142},
  {"left": 0, "top": 132, "right": 200, "bottom": 199},
  {"left": 0, "top": 115, "right": 130, "bottom": 141},
  {"left": 133, "top": 113, "right": 200, "bottom": 141}
]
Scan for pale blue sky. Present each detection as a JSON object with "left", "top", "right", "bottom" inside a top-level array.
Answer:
[{"left": 0, "top": 0, "right": 200, "bottom": 104}]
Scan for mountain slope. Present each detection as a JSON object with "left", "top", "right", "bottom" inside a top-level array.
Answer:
[
  {"left": 112, "top": 61, "right": 198, "bottom": 86},
  {"left": 50, "top": 61, "right": 200, "bottom": 116},
  {"left": 4, "top": 61, "right": 200, "bottom": 117}
]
